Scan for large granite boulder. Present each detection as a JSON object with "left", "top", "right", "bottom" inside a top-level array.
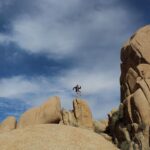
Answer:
[
  {"left": 17, "top": 96, "right": 61, "bottom": 128},
  {"left": 121, "top": 25, "right": 150, "bottom": 65},
  {"left": 120, "top": 25, "right": 150, "bottom": 101},
  {"left": 0, "top": 116, "right": 17, "bottom": 132},
  {"left": 108, "top": 25, "right": 150, "bottom": 149},
  {"left": 60, "top": 99, "right": 93, "bottom": 129},
  {"left": 0, "top": 124, "right": 119, "bottom": 150},
  {"left": 73, "top": 99, "right": 93, "bottom": 128}
]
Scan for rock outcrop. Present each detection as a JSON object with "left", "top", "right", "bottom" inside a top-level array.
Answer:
[
  {"left": 0, "top": 98, "right": 118, "bottom": 150},
  {"left": 0, "top": 116, "right": 17, "bottom": 132},
  {"left": 60, "top": 99, "right": 93, "bottom": 129},
  {"left": 0, "top": 124, "right": 119, "bottom": 150},
  {"left": 2, "top": 25, "right": 150, "bottom": 150},
  {"left": 17, "top": 96, "right": 61, "bottom": 128},
  {"left": 93, "top": 119, "right": 108, "bottom": 133},
  {"left": 108, "top": 25, "right": 150, "bottom": 149},
  {"left": 120, "top": 25, "right": 150, "bottom": 102}
]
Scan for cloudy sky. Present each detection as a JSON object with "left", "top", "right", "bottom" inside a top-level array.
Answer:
[{"left": 0, "top": 0, "right": 149, "bottom": 121}]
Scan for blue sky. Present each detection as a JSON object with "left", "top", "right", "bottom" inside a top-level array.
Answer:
[{"left": 0, "top": 0, "right": 149, "bottom": 121}]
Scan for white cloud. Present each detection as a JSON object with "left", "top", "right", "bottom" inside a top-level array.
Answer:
[
  {"left": 0, "top": 71, "right": 118, "bottom": 99},
  {"left": 0, "top": 34, "right": 11, "bottom": 44},
  {"left": 0, "top": 70, "right": 119, "bottom": 119},
  {"left": 10, "top": 16, "right": 79, "bottom": 56},
  {"left": 59, "top": 68, "right": 120, "bottom": 119},
  {"left": 0, "top": 0, "right": 139, "bottom": 59},
  {"left": 59, "top": 69, "right": 119, "bottom": 95},
  {"left": 0, "top": 76, "right": 39, "bottom": 98}
]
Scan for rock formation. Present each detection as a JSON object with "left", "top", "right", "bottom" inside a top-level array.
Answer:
[
  {"left": 0, "top": 124, "right": 119, "bottom": 150},
  {"left": 0, "top": 116, "right": 17, "bottom": 132},
  {"left": 60, "top": 99, "right": 93, "bottom": 129},
  {"left": 1, "top": 25, "right": 150, "bottom": 150},
  {"left": 93, "top": 119, "right": 108, "bottom": 133},
  {"left": 17, "top": 96, "right": 62, "bottom": 128},
  {"left": 0, "top": 97, "right": 118, "bottom": 150},
  {"left": 108, "top": 25, "right": 150, "bottom": 150}
]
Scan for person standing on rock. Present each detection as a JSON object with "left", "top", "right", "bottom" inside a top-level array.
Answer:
[{"left": 73, "top": 84, "right": 81, "bottom": 97}]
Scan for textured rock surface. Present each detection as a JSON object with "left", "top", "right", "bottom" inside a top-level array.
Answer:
[
  {"left": 73, "top": 99, "right": 93, "bottom": 128},
  {"left": 0, "top": 124, "right": 119, "bottom": 150},
  {"left": 93, "top": 119, "right": 108, "bottom": 133},
  {"left": 121, "top": 25, "right": 150, "bottom": 65},
  {"left": 120, "top": 25, "right": 150, "bottom": 101},
  {"left": 109, "top": 25, "right": 150, "bottom": 149},
  {"left": 17, "top": 96, "right": 61, "bottom": 128},
  {"left": 0, "top": 116, "right": 17, "bottom": 132},
  {"left": 61, "top": 99, "right": 93, "bottom": 129}
]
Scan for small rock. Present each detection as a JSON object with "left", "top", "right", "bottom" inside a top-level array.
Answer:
[{"left": 0, "top": 116, "right": 17, "bottom": 132}]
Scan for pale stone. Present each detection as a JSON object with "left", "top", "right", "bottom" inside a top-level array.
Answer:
[
  {"left": 126, "top": 68, "right": 138, "bottom": 93},
  {"left": 73, "top": 99, "right": 93, "bottom": 129},
  {"left": 132, "top": 88, "right": 150, "bottom": 125},
  {"left": 61, "top": 109, "right": 77, "bottom": 126},
  {"left": 129, "top": 25, "right": 150, "bottom": 63},
  {"left": 136, "top": 64, "right": 150, "bottom": 79},
  {"left": 0, "top": 116, "right": 17, "bottom": 132},
  {"left": 121, "top": 25, "right": 150, "bottom": 64},
  {"left": 123, "top": 95, "right": 133, "bottom": 124},
  {"left": 61, "top": 99, "right": 93, "bottom": 129},
  {"left": 113, "top": 25, "right": 150, "bottom": 149},
  {"left": 136, "top": 79, "right": 150, "bottom": 105},
  {"left": 93, "top": 119, "right": 108, "bottom": 133},
  {"left": 0, "top": 124, "right": 119, "bottom": 150},
  {"left": 17, "top": 96, "right": 61, "bottom": 128}
]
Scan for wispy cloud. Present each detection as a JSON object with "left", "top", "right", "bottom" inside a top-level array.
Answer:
[
  {"left": 59, "top": 69, "right": 119, "bottom": 95},
  {"left": 0, "top": 0, "right": 140, "bottom": 59},
  {"left": 0, "top": 69, "right": 119, "bottom": 119}
]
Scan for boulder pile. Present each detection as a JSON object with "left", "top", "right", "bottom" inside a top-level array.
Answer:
[
  {"left": 108, "top": 25, "right": 150, "bottom": 150},
  {"left": 0, "top": 97, "right": 118, "bottom": 150}
]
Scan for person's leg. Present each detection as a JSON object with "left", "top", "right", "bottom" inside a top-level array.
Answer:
[{"left": 77, "top": 91, "right": 81, "bottom": 97}]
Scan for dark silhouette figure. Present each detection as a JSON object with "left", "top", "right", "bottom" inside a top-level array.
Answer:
[{"left": 73, "top": 84, "right": 81, "bottom": 97}]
